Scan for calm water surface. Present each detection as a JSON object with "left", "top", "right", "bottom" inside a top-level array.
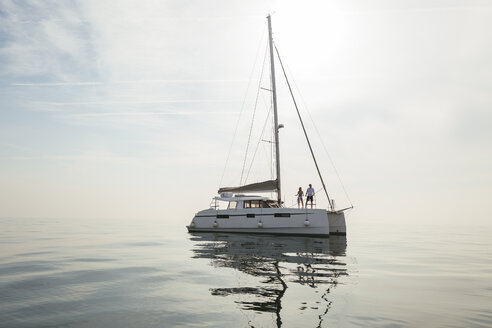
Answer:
[{"left": 0, "top": 218, "right": 491, "bottom": 327}]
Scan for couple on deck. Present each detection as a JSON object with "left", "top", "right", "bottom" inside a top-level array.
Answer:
[{"left": 296, "top": 184, "right": 315, "bottom": 208}]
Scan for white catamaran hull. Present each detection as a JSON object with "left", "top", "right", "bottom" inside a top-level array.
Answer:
[{"left": 187, "top": 208, "right": 346, "bottom": 236}]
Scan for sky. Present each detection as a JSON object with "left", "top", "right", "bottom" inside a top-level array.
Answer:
[{"left": 0, "top": 0, "right": 491, "bottom": 226}]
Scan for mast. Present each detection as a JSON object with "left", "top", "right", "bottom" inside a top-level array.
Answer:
[{"left": 267, "top": 14, "right": 282, "bottom": 206}]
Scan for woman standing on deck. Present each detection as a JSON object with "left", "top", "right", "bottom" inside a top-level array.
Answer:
[{"left": 296, "top": 187, "right": 304, "bottom": 208}]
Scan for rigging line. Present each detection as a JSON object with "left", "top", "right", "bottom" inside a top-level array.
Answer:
[
  {"left": 244, "top": 76, "right": 274, "bottom": 183},
  {"left": 218, "top": 24, "right": 267, "bottom": 189},
  {"left": 285, "top": 63, "right": 354, "bottom": 207},
  {"left": 274, "top": 44, "right": 334, "bottom": 211},
  {"left": 244, "top": 103, "right": 273, "bottom": 183},
  {"left": 239, "top": 42, "right": 269, "bottom": 186}
]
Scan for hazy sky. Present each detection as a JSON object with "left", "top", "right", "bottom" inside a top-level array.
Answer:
[{"left": 1, "top": 0, "right": 491, "bottom": 225}]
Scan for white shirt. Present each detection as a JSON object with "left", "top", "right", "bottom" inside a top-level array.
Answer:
[{"left": 306, "top": 187, "right": 314, "bottom": 196}]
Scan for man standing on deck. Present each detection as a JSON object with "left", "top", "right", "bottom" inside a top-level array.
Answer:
[{"left": 306, "top": 184, "right": 315, "bottom": 208}]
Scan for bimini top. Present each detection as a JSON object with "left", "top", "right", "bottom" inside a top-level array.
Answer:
[{"left": 217, "top": 179, "right": 278, "bottom": 194}]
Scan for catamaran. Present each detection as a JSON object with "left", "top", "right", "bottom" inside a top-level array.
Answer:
[{"left": 187, "top": 15, "right": 351, "bottom": 236}]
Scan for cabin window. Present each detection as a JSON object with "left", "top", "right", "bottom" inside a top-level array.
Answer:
[
  {"left": 274, "top": 213, "right": 291, "bottom": 218},
  {"left": 244, "top": 200, "right": 262, "bottom": 208},
  {"left": 243, "top": 200, "right": 274, "bottom": 208},
  {"left": 227, "top": 201, "right": 237, "bottom": 209}
]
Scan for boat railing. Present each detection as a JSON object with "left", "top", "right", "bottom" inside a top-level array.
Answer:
[
  {"left": 287, "top": 195, "right": 318, "bottom": 209},
  {"left": 209, "top": 198, "right": 219, "bottom": 210}
]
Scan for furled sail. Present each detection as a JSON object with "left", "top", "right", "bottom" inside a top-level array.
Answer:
[{"left": 218, "top": 179, "right": 278, "bottom": 194}]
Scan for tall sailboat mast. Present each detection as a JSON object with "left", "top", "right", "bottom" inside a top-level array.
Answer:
[{"left": 267, "top": 15, "right": 282, "bottom": 206}]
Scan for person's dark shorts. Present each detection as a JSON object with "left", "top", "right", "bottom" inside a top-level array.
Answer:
[{"left": 306, "top": 195, "right": 313, "bottom": 202}]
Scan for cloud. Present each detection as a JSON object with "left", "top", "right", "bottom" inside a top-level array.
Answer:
[
  {"left": 10, "top": 79, "right": 248, "bottom": 86},
  {"left": 0, "top": 1, "right": 95, "bottom": 80}
]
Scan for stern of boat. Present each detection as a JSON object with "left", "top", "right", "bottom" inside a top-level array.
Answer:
[{"left": 327, "top": 211, "right": 346, "bottom": 235}]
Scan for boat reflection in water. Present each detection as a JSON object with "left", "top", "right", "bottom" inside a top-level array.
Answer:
[{"left": 189, "top": 233, "right": 348, "bottom": 327}]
